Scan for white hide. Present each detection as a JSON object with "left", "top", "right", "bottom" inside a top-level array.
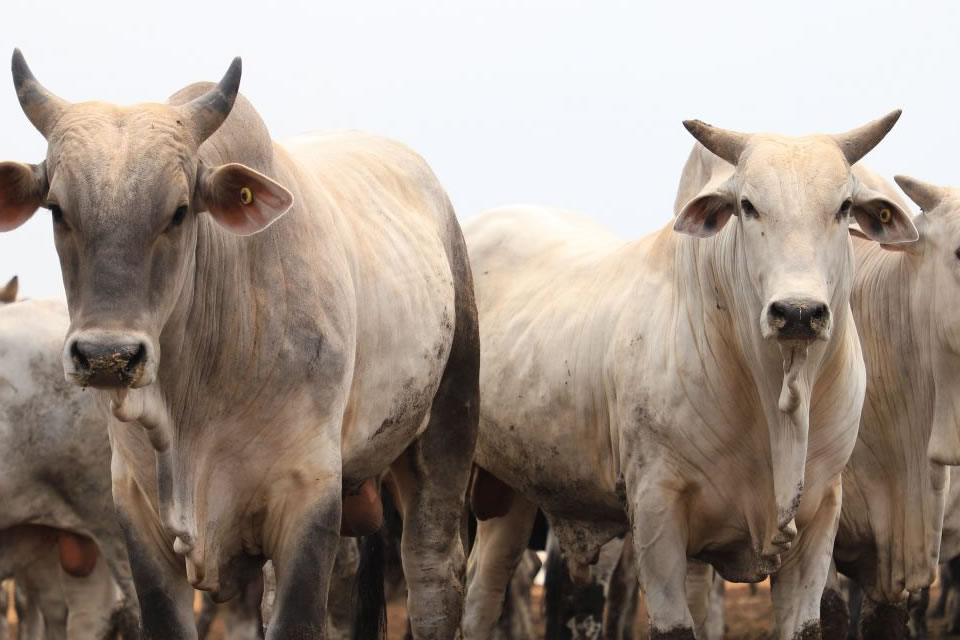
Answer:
[{"left": 464, "top": 118, "right": 912, "bottom": 639}]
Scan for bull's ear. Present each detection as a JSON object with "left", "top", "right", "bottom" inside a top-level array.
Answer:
[
  {"left": 195, "top": 162, "right": 294, "bottom": 236},
  {"left": 850, "top": 182, "right": 918, "bottom": 245},
  {"left": 848, "top": 221, "right": 919, "bottom": 253},
  {"left": 674, "top": 183, "right": 735, "bottom": 238},
  {"left": 0, "top": 161, "right": 46, "bottom": 232}
]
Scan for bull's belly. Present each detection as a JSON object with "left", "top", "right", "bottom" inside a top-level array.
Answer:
[{"left": 473, "top": 416, "right": 623, "bottom": 521}]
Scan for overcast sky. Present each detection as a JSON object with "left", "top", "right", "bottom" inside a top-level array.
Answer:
[{"left": 2, "top": 1, "right": 958, "bottom": 298}]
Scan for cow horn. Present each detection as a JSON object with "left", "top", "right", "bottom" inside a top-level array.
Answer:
[
  {"left": 832, "top": 110, "right": 902, "bottom": 165},
  {"left": 0, "top": 275, "right": 18, "bottom": 303},
  {"left": 11, "top": 49, "right": 69, "bottom": 139},
  {"left": 178, "top": 57, "right": 242, "bottom": 145},
  {"left": 682, "top": 120, "right": 748, "bottom": 165},
  {"left": 895, "top": 175, "right": 946, "bottom": 214}
]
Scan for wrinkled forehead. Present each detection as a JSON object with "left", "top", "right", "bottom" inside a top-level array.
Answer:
[
  {"left": 46, "top": 102, "right": 194, "bottom": 202},
  {"left": 737, "top": 134, "right": 851, "bottom": 203}
]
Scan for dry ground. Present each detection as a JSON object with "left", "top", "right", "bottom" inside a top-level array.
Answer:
[{"left": 4, "top": 578, "right": 960, "bottom": 639}]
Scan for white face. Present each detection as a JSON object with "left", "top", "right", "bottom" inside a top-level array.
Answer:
[{"left": 676, "top": 131, "right": 916, "bottom": 345}]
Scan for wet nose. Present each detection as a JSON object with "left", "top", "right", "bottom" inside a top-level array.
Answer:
[
  {"left": 68, "top": 338, "right": 148, "bottom": 388},
  {"left": 767, "top": 298, "right": 830, "bottom": 341}
]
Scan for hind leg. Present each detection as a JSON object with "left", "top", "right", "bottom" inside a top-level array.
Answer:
[
  {"left": 463, "top": 490, "right": 538, "bottom": 640},
  {"left": 391, "top": 439, "right": 474, "bottom": 640},
  {"left": 391, "top": 355, "right": 478, "bottom": 637}
]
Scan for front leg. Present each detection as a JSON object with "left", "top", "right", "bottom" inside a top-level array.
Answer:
[
  {"left": 116, "top": 501, "right": 197, "bottom": 640},
  {"left": 626, "top": 470, "right": 695, "bottom": 639},
  {"left": 265, "top": 495, "right": 341, "bottom": 640},
  {"left": 770, "top": 478, "right": 842, "bottom": 640}
]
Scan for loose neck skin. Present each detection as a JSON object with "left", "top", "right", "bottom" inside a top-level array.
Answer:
[{"left": 658, "top": 217, "right": 852, "bottom": 549}]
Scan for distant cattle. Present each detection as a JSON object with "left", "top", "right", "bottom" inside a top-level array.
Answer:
[{"left": 463, "top": 113, "right": 916, "bottom": 639}]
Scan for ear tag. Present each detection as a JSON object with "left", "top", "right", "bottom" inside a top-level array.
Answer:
[
  {"left": 879, "top": 208, "right": 892, "bottom": 223},
  {"left": 240, "top": 187, "right": 253, "bottom": 205}
]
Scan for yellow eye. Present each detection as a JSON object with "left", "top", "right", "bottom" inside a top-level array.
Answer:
[
  {"left": 879, "top": 208, "right": 892, "bottom": 223},
  {"left": 240, "top": 187, "right": 253, "bottom": 205}
]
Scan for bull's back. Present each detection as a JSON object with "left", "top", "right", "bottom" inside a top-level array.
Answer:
[{"left": 464, "top": 207, "right": 637, "bottom": 516}]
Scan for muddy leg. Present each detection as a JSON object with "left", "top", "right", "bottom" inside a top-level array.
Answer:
[
  {"left": 265, "top": 499, "right": 340, "bottom": 640},
  {"left": 463, "top": 491, "right": 538, "bottom": 640},
  {"left": 118, "top": 510, "right": 197, "bottom": 640},
  {"left": 907, "top": 588, "right": 929, "bottom": 640},
  {"left": 604, "top": 533, "right": 638, "bottom": 640},
  {"left": 819, "top": 562, "right": 848, "bottom": 640},
  {"left": 858, "top": 597, "right": 908, "bottom": 640},
  {"left": 543, "top": 531, "right": 615, "bottom": 640},
  {"left": 770, "top": 478, "right": 842, "bottom": 640}
]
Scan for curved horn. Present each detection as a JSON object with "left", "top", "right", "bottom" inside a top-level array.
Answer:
[
  {"left": 682, "top": 120, "right": 748, "bottom": 165},
  {"left": 11, "top": 49, "right": 69, "bottom": 138},
  {"left": 178, "top": 57, "right": 242, "bottom": 145},
  {"left": 895, "top": 175, "right": 947, "bottom": 213},
  {"left": 832, "top": 110, "right": 902, "bottom": 165}
]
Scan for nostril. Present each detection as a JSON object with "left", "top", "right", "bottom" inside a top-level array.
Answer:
[
  {"left": 125, "top": 343, "right": 147, "bottom": 376},
  {"left": 810, "top": 304, "right": 829, "bottom": 321},
  {"left": 70, "top": 340, "right": 90, "bottom": 371},
  {"left": 768, "top": 301, "right": 788, "bottom": 328}
]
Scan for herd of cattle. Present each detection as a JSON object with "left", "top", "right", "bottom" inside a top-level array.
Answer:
[{"left": 3, "top": 48, "right": 960, "bottom": 640}]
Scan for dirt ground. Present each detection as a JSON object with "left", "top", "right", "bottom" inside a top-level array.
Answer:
[{"left": 4, "top": 578, "right": 960, "bottom": 639}]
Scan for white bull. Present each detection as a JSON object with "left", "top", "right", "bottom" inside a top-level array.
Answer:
[
  {"left": 678, "top": 150, "right": 958, "bottom": 637},
  {"left": 463, "top": 113, "right": 917, "bottom": 640}
]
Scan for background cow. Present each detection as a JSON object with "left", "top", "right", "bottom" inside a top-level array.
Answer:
[
  {"left": 0, "top": 51, "right": 478, "bottom": 640},
  {"left": 0, "top": 291, "right": 139, "bottom": 639},
  {"left": 462, "top": 113, "right": 916, "bottom": 640}
]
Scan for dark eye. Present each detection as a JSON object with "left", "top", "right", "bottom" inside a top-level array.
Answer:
[
  {"left": 836, "top": 199, "right": 852, "bottom": 222},
  {"left": 48, "top": 204, "right": 70, "bottom": 230},
  {"left": 740, "top": 199, "right": 758, "bottom": 218},
  {"left": 166, "top": 205, "right": 188, "bottom": 232},
  {"left": 955, "top": 247, "right": 960, "bottom": 261}
]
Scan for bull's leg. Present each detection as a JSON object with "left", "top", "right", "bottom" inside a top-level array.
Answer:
[
  {"left": 391, "top": 285, "right": 478, "bottom": 640},
  {"left": 949, "top": 554, "right": 960, "bottom": 633},
  {"left": 264, "top": 498, "right": 340, "bottom": 640},
  {"left": 931, "top": 562, "right": 950, "bottom": 617},
  {"left": 604, "top": 533, "right": 639, "bottom": 640},
  {"left": 770, "top": 479, "right": 842, "bottom": 640},
  {"left": 684, "top": 560, "right": 715, "bottom": 640},
  {"left": 858, "top": 597, "right": 908, "bottom": 640},
  {"left": 19, "top": 553, "right": 68, "bottom": 640},
  {"left": 819, "top": 562, "right": 848, "bottom": 640},
  {"left": 907, "top": 588, "right": 929, "bottom": 640},
  {"left": 390, "top": 427, "right": 476, "bottom": 640},
  {"left": 115, "top": 501, "right": 197, "bottom": 640},
  {"left": 704, "top": 570, "right": 726, "bottom": 640},
  {"left": 0, "top": 581, "right": 6, "bottom": 640},
  {"left": 60, "top": 550, "right": 120, "bottom": 639},
  {"left": 462, "top": 491, "right": 538, "bottom": 640},
  {"left": 543, "top": 530, "right": 610, "bottom": 640},
  {"left": 626, "top": 478, "right": 694, "bottom": 639}
]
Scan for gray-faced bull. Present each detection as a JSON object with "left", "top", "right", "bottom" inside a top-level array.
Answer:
[{"left": 0, "top": 50, "right": 479, "bottom": 640}]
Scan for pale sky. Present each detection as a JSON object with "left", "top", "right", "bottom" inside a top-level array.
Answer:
[{"left": 2, "top": 1, "right": 958, "bottom": 298}]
